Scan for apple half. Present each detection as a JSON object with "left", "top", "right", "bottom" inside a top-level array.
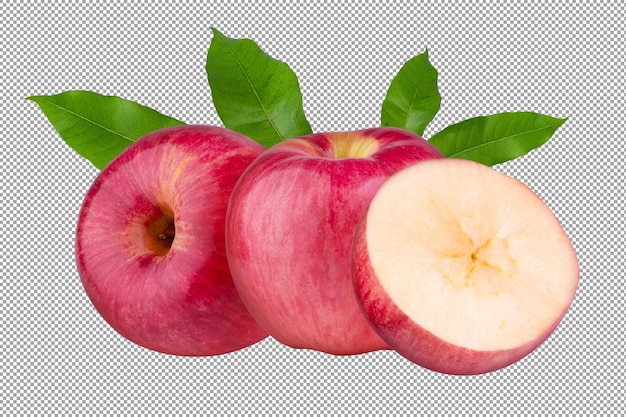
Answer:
[{"left": 352, "top": 158, "right": 579, "bottom": 375}]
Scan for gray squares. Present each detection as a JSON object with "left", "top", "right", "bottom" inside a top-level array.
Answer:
[{"left": 2, "top": 0, "right": 623, "bottom": 414}]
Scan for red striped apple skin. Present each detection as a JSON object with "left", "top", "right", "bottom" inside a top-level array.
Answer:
[
  {"left": 225, "top": 127, "right": 443, "bottom": 355},
  {"left": 75, "top": 125, "right": 268, "bottom": 356},
  {"left": 352, "top": 220, "right": 568, "bottom": 375}
]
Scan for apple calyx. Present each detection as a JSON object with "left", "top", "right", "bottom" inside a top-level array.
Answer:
[
  {"left": 120, "top": 202, "right": 177, "bottom": 259},
  {"left": 147, "top": 207, "right": 176, "bottom": 256}
]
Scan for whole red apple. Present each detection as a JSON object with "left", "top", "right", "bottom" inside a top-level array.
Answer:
[
  {"left": 75, "top": 125, "right": 268, "bottom": 356},
  {"left": 225, "top": 127, "right": 443, "bottom": 354}
]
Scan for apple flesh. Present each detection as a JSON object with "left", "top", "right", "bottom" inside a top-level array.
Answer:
[
  {"left": 75, "top": 125, "right": 269, "bottom": 356},
  {"left": 226, "top": 127, "right": 443, "bottom": 354},
  {"left": 352, "top": 158, "right": 579, "bottom": 374}
]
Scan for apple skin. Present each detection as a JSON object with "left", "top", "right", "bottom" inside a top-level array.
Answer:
[
  {"left": 225, "top": 127, "right": 443, "bottom": 354},
  {"left": 75, "top": 125, "right": 269, "bottom": 356},
  {"left": 352, "top": 221, "right": 569, "bottom": 375}
]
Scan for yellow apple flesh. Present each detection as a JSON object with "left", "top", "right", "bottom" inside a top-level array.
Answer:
[{"left": 352, "top": 158, "right": 579, "bottom": 374}]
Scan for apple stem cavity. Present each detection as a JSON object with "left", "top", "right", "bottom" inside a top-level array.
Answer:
[
  {"left": 145, "top": 209, "right": 176, "bottom": 256},
  {"left": 328, "top": 132, "right": 380, "bottom": 159}
]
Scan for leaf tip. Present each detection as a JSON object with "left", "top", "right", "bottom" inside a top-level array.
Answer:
[
  {"left": 546, "top": 114, "right": 568, "bottom": 130},
  {"left": 210, "top": 27, "right": 227, "bottom": 41}
]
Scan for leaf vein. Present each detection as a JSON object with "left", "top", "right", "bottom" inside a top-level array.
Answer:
[
  {"left": 448, "top": 123, "right": 560, "bottom": 158},
  {"left": 222, "top": 40, "right": 284, "bottom": 142},
  {"left": 36, "top": 99, "right": 135, "bottom": 143}
]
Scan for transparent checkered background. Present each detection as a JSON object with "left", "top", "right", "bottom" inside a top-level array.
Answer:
[{"left": 3, "top": 0, "right": 624, "bottom": 414}]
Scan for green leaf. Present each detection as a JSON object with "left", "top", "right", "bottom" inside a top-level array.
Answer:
[
  {"left": 206, "top": 28, "right": 312, "bottom": 148},
  {"left": 27, "top": 91, "right": 185, "bottom": 169},
  {"left": 381, "top": 49, "right": 441, "bottom": 136},
  {"left": 428, "top": 112, "right": 567, "bottom": 166}
]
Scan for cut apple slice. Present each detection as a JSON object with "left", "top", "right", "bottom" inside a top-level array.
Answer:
[{"left": 352, "top": 158, "right": 579, "bottom": 375}]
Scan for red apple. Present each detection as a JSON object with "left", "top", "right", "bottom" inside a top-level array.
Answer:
[
  {"left": 352, "top": 158, "right": 579, "bottom": 374},
  {"left": 75, "top": 125, "right": 269, "bottom": 356},
  {"left": 225, "top": 127, "right": 443, "bottom": 354}
]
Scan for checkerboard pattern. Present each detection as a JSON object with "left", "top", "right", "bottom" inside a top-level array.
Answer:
[{"left": 3, "top": 0, "right": 624, "bottom": 414}]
